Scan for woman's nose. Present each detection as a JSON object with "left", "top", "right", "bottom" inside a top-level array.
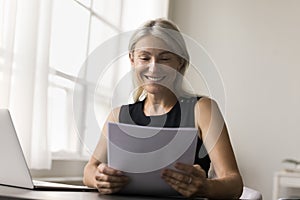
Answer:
[{"left": 148, "top": 58, "right": 159, "bottom": 73}]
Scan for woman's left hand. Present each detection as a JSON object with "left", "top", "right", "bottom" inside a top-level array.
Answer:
[{"left": 161, "top": 162, "right": 208, "bottom": 198}]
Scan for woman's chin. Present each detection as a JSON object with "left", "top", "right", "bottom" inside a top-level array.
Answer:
[{"left": 144, "top": 85, "right": 174, "bottom": 95}]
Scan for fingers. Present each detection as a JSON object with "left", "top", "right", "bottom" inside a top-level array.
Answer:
[
  {"left": 162, "top": 168, "right": 192, "bottom": 185},
  {"left": 96, "top": 163, "right": 129, "bottom": 184},
  {"left": 97, "top": 163, "right": 124, "bottom": 176},
  {"left": 174, "top": 162, "right": 206, "bottom": 177},
  {"left": 95, "top": 163, "right": 129, "bottom": 195},
  {"left": 96, "top": 181, "right": 126, "bottom": 190},
  {"left": 162, "top": 162, "right": 205, "bottom": 182},
  {"left": 162, "top": 174, "right": 191, "bottom": 188},
  {"left": 161, "top": 163, "right": 207, "bottom": 198},
  {"left": 96, "top": 187, "right": 123, "bottom": 195},
  {"left": 163, "top": 179, "right": 196, "bottom": 198},
  {"left": 96, "top": 163, "right": 129, "bottom": 183},
  {"left": 95, "top": 172, "right": 129, "bottom": 183},
  {"left": 162, "top": 174, "right": 197, "bottom": 198},
  {"left": 95, "top": 178, "right": 128, "bottom": 194}
]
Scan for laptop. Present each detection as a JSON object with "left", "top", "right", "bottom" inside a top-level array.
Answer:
[
  {"left": 107, "top": 122, "right": 198, "bottom": 196},
  {"left": 0, "top": 109, "right": 96, "bottom": 191}
]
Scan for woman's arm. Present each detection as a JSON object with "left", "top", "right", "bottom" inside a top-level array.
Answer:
[
  {"left": 82, "top": 156, "right": 101, "bottom": 188},
  {"left": 161, "top": 97, "right": 243, "bottom": 199},
  {"left": 195, "top": 97, "right": 243, "bottom": 199},
  {"left": 83, "top": 108, "right": 129, "bottom": 194}
]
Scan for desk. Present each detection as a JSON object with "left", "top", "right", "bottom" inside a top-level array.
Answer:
[
  {"left": 0, "top": 185, "right": 209, "bottom": 200},
  {"left": 273, "top": 171, "right": 300, "bottom": 200}
]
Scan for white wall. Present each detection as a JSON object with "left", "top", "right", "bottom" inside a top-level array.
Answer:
[{"left": 169, "top": 1, "right": 300, "bottom": 199}]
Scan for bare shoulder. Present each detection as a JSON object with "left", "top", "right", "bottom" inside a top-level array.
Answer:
[
  {"left": 194, "top": 97, "right": 224, "bottom": 132},
  {"left": 195, "top": 96, "right": 220, "bottom": 113},
  {"left": 101, "top": 106, "right": 121, "bottom": 138},
  {"left": 106, "top": 106, "right": 121, "bottom": 123}
]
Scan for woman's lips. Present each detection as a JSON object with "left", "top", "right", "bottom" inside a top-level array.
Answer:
[{"left": 144, "top": 75, "right": 165, "bottom": 82}]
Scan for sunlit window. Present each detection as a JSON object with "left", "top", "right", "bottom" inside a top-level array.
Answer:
[{"left": 48, "top": 0, "right": 169, "bottom": 158}]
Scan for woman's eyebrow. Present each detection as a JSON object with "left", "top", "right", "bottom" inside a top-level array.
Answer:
[
  {"left": 135, "top": 50, "right": 151, "bottom": 55},
  {"left": 135, "top": 50, "right": 175, "bottom": 56},
  {"left": 158, "top": 51, "right": 173, "bottom": 56}
]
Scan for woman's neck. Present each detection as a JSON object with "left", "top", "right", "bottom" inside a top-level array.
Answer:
[{"left": 143, "top": 92, "right": 178, "bottom": 116}]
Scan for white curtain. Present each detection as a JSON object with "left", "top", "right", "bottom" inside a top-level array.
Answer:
[{"left": 0, "top": 0, "right": 52, "bottom": 169}]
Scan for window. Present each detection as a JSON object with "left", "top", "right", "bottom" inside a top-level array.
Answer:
[{"left": 48, "top": 0, "right": 169, "bottom": 159}]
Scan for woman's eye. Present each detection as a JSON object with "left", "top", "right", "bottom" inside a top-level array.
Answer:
[
  {"left": 139, "top": 56, "right": 150, "bottom": 61},
  {"left": 160, "top": 57, "right": 171, "bottom": 61}
]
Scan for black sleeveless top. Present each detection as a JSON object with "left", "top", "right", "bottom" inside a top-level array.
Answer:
[{"left": 119, "top": 96, "right": 211, "bottom": 176}]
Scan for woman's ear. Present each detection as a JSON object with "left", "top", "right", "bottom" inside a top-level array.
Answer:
[
  {"left": 129, "top": 52, "right": 134, "bottom": 67},
  {"left": 178, "top": 58, "right": 185, "bottom": 72}
]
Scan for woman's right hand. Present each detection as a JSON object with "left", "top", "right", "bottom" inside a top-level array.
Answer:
[{"left": 94, "top": 163, "right": 129, "bottom": 194}]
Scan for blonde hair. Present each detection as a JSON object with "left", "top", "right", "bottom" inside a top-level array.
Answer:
[{"left": 128, "top": 18, "right": 190, "bottom": 102}]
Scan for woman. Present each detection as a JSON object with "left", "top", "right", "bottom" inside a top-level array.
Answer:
[{"left": 83, "top": 18, "right": 243, "bottom": 199}]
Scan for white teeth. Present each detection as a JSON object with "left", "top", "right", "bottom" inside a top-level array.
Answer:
[{"left": 146, "top": 76, "right": 164, "bottom": 81}]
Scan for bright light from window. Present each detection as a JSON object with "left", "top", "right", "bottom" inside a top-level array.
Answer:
[
  {"left": 88, "top": 16, "right": 119, "bottom": 54},
  {"left": 0, "top": 56, "right": 4, "bottom": 65},
  {"left": 48, "top": 0, "right": 169, "bottom": 156},
  {"left": 49, "top": 0, "right": 89, "bottom": 76},
  {"left": 121, "top": 0, "right": 169, "bottom": 31},
  {"left": 0, "top": 71, "right": 3, "bottom": 81},
  {"left": 48, "top": 86, "right": 68, "bottom": 152}
]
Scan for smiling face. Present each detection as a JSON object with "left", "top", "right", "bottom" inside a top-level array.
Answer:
[{"left": 130, "top": 35, "right": 183, "bottom": 95}]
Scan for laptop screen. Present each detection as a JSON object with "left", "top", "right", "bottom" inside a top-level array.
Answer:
[{"left": 0, "top": 109, "right": 34, "bottom": 189}]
